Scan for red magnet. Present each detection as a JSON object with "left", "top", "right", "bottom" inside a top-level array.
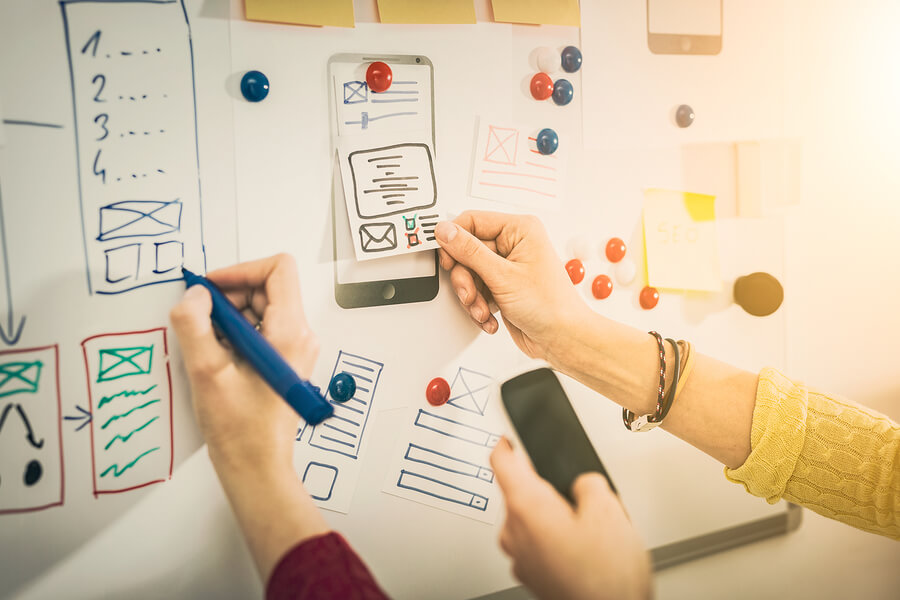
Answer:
[
  {"left": 605, "top": 238, "right": 626, "bottom": 263},
  {"left": 366, "top": 61, "right": 393, "bottom": 93},
  {"left": 639, "top": 286, "right": 659, "bottom": 310},
  {"left": 426, "top": 377, "right": 451, "bottom": 406},
  {"left": 530, "top": 72, "right": 554, "bottom": 100},
  {"left": 592, "top": 275, "right": 613, "bottom": 299},
  {"left": 565, "top": 259, "right": 585, "bottom": 285}
]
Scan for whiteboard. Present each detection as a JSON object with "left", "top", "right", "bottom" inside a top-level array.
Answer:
[{"left": 2, "top": 1, "right": 793, "bottom": 599}]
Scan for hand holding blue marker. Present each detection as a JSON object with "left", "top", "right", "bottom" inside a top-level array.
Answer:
[{"left": 181, "top": 268, "right": 334, "bottom": 426}]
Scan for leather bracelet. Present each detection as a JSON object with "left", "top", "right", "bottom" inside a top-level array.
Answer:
[{"left": 622, "top": 331, "right": 668, "bottom": 432}]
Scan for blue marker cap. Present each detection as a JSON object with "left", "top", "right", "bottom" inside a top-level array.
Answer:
[{"left": 241, "top": 70, "right": 270, "bottom": 102}]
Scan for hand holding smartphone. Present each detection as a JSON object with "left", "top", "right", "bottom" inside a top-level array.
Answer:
[{"left": 500, "top": 367, "right": 616, "bottom": 503}]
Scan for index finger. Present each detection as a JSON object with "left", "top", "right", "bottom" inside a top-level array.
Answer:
[
  {"left": 490, "top": 437, "right": 538, "bottom": 499},
  {"left": 453, "top": 210, "right": 513, "bottom": 242},
  {"left": 207, "top": 253, "right": 302, "bottom": 308}
]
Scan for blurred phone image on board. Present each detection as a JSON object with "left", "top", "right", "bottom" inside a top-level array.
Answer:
[
  {"left": 328, "top": 53, "right": 439, "bottom": 309},
  {"left": 500, "top": 368, "right": 616, "bottom": 503},
  {"left": 647, "top": 0, "right": 723, "bottom": 55}
]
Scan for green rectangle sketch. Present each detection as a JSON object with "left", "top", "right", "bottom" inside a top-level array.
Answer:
[
  {"left": 96, "top": 346, "right": 153, "bottom": 382},
  {"left": 0, "top": 361, "right": 43, "bottom": 397}
]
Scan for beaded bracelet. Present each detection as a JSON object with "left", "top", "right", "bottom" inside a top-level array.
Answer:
[{"left": 622, "top": 331, "right": 667, "bottom": 432}]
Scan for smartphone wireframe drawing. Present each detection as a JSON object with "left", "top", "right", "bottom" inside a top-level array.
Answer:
[
  {"left": 328, "top": 53, "right": 439, "bottom": 309},
  {"left": 500, "top": 367, "right": 616, "bottom": 503},
  {"left": 647, "top": 0, "right": 723, "bottom": 55}
]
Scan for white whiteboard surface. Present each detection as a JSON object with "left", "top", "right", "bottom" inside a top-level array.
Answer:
[{"left": 4, "top": 2, "right": 797, "bottom": 599}]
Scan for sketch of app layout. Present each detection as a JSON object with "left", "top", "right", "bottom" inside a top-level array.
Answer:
[
  {"left": 82, "top": 328, "right": 173, "bottom": 496},
  {"left": 295, "top": 351, "right": 384, "bottom": 514},
  {"left": 383, "top": 369, "right": 503, "bottom": 524},
  {"left": 337, "top": 136, "right": 443, "bottom": 261},
  {"left": 0, "top": 346, "right": 63, "bottom": 515},
  {"left": 61, "top": 0, "right": 204, "bottom": 294},
  {"left": 470, "top": 118, "right": 567, "bottom": 209}
]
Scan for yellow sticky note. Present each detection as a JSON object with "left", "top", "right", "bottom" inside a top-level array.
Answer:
[
  {"left": 245, "top": 0, "right": 354, "bottom": 28},
  {"left": 491, "top": 0, "right": 580, "bottom": 26},
  {"left": 642, "top": 189, "right": 721, "bottom": 292},
  {"left": 378, "top": 0, "right": 476, "bottom": 24}
]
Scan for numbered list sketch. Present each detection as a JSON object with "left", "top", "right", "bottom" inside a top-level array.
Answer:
[
  {"left": 383, "top": 366, "right": 504, "bottom": 524},
  {"left": 61, "top": 0, "right": 205, "bottom": 294},
  {"left": 0, "top": 346, "right": 64, "bottom": 515},
  {"left": 469, "top": 118, "right": 567, "bottom": 209},
  {"left": 295, "top": 351, "right": 384, "bottom": 513},
  {"left": 81, "top": 328, "right": 173, "bottom": 496},
  {"left": 337, "top": 138, "right": 442, "bottom": 261}
]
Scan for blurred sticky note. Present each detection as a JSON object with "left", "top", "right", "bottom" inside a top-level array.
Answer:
[
  {"left": 736, "top": 139, "right": 802, "bottom": 217},
  {"left": 491, "top": 0, "right": 580, "bottom": 26},
  {"left": 245, "top": 0, "right": 354, "bottom": 28},
  {"left": 378, "top": 0, "right": 476, "bottom": 24},
  {"left": 643, "top": 189, "right": 721, "bottom": 292}
]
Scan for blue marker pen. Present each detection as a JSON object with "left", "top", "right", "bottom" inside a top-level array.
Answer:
[{"left": 181, "top": 268, "right": 333, "bottom": 425}]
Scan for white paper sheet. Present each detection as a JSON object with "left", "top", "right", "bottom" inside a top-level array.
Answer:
[
  {"left": 469, "top": 117, "right": 567, "bottom": 209},
  {"left": 383, "top": 366, "right": 504, "bottom": 524},
  {"left": 337, "top": 132, "right": 442, "bottom": 260},
  {"left": 294, "top": 350, "right": 385, "bottom": 513}
]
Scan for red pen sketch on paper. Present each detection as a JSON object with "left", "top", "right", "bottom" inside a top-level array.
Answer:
[{"left": 472, "top": 121, "right": 562, "bottom": 205}]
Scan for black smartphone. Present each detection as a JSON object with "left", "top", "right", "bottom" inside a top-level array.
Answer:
[{"left": 501, "top": 368, "right": 616, "bottom": 503}]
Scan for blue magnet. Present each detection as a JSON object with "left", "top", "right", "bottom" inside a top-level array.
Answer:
[
  {"left": 552, "top": 78, "right": 574, "bottom": 106},
  {"left": 536, "top": 128, "right": 559, "bottom": 155},
  {"left": 561, "top": 46, "right": 582, "bottom": 73},
  {"left": 240, "top": 70, "right": 269, "bottom": 102},
  {"left": 328, "top": 372, "right": 357, "bottom": 403}
]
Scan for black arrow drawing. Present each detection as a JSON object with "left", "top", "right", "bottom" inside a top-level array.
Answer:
[
  {"left": 0, "top": 179, "right": 25, "bottom": 345},
  {"left": 63, "top": 404, "right": 92, "bottom": 432}
]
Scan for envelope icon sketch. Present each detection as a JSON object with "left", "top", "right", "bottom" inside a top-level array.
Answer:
[
  {"left": 97, "top": 346, "right": 154, "bottom": 382},
  {"left": 0, "top": 361, "right": 43, "bottom": 398},
  {"left": 483, "top": 126, "right": 518, "bottom": 165},
  {"left": 359, "top": 222, "right": 397, "bottom": 253},
  {"left": 98, "top": 200, "right": 183, "bottom": 241},
  {"left": 343, "top": 80, "right": 367, "bottom": 104}
]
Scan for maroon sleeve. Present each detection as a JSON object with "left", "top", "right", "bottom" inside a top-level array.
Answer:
[{"left": 266, "top": 532, "right": 390, "bottom": 600}]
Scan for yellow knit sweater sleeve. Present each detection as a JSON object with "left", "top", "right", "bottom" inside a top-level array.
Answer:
[{"left": 725, "top": 368, "right": 900, "bottom": 540}]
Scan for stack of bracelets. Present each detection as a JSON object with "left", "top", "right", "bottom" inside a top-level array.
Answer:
[{"left": 622, "top": 331, "right": 695, "bottom": 432}]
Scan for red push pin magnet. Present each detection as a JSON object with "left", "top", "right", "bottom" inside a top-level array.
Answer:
[
  {"left": 639, "top": 286, "right": 660, "bottom": 310},
  {"left": 530, "top": 72, "right": 554, "bottom": 100},
  {"left": 605, "top": 238, "right": 627, "bottom": 263},
  {"left": 366, "top": 61, "right": 393, "bottom": 93},
  {"left": 565, "top": 259, "right": 585, "bottom": 285},
  {"left": 426, "top": 377, "right": 451, "bottom": 406},
  {"left": 592, "top": 274, "right": 613, "bottom": 299}
]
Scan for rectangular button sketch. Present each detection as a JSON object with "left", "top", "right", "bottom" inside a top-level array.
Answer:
[
  {"left": 307, "top": 351, "right": 384, "bottom": 459},
  {"left": 0, "top": 345, "right": 64, "bottom": 515},
  {"left": 82, "top": 328, "right": 173, "bottom": 496},
  {"left": 383, "top": 365, "right": 503, "bottom": 524},
  {"left": 349, "top": 143, "right": 436, "bottom": 219},
  {"left": 61, "top": 0, "right": 205, "bottom": 294}
]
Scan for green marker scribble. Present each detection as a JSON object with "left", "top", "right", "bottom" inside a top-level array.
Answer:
[
  {"left": 97, "top": 384, "right": 158, "bottom": 410},
  {"left": 103, "top": 416, "right": 160, "bottom": 450},
  {"left": 0, "top": 360, "right": 43, "bottom": 398},
  {"left": 101, "top": 398, "right": 160, "bottom": 429},
  {"left": 100, "top": 447, "right": 160, "bottom": 478}
]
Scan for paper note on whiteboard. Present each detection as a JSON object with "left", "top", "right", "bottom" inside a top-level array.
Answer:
[
  {"left": 377, "top": 0, "right": 476, "bottom": 23},
  {"left": 643, "top": 189, "right": 721, "bottom": 292},
  {"left": 337, "top": 133, "right": 441, "bottom": 260},
  {"left": 490, "top": 0, "right": 580, "bottom": 26},
  {"left": 244, "top": 0, "right": 355, "bottom": 28},
  {"left": 470, "top": 119, "right": 566, "bottom": 209},
  {"left": 383, "top": 366, "right": 503, "bottom": 524}
]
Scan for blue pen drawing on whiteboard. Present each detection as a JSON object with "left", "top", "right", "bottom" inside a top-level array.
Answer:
[
  {"left": 397, "top": 470, "right": 489, "bottom": 511},
  {"left": 344, "top": 111, "right": 418, "bottom": 131},
  {"left": 414, "top": 410, "right": 501, "bottom": 448},
  {"left": 61, "top": 0, "right": 205, "bottom": 295},
  {"left": 446, "top": 367, "right": 493, "bottom": 416},
  {"left": 302, "top": 461, "right": 338, "bottom": 502},
  {"left": 371, "top": 80, "right": 420, "bottom": 103},
  {"left": 404, "top": 443, "right": 494, "bottom": 483},
  {"left": 306, "top": 351, "right": 384, "bottom": 459}
]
